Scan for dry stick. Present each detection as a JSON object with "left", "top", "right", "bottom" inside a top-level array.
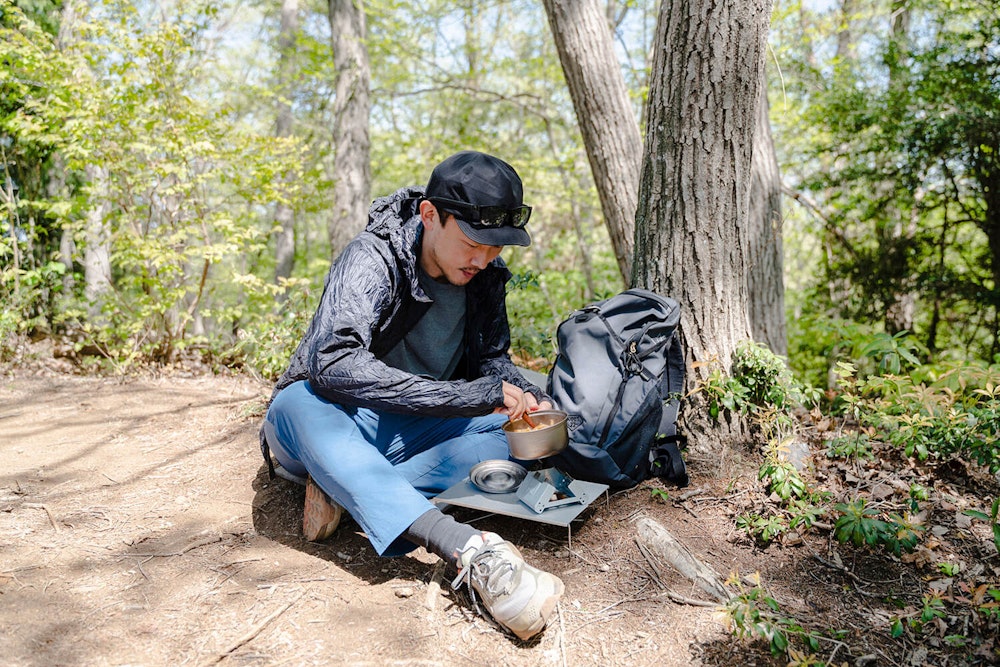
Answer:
[
  {"left": 810, "top": 554, "right": 882, "bottom": 599},
  {"left": 558, "top": 604, "right": 567, "bottom": 667},
  {"left": 208, "top": 589, "right": 306, "bottom": 665},
  {"left": 23, "top": 503, "right": 60, "bottom": 532},
  {"left": 131, "top": 535, "right": 223, "bottom": 558}
]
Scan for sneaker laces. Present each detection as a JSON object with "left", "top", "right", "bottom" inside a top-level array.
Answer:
[{"left": 451, "top": 542, "right": 516, "bottom": 612}]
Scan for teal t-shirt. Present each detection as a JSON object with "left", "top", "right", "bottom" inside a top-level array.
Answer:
[{"left": 381, "top": 268, "right": 466, "bottom": 380}]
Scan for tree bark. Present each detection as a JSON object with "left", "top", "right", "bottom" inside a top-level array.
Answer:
[
  {"left": 53, "top": 2, "right": 82, "bottom": 297},
  {"left": 273, "top": 0, "right": 299, "bottom": 289},
  {"left": 327, "top": 0, "right": 371, "bottom": 257},
  {"left": 632, "top": 0, "right": 774, "bottom": 449},
  {"left": 542, "top": 0, "right": 641, "bottom": 284},
  {"left": 748, "top": 91, "right": 786, "bottom": 355},
  {"left": 83, "top": 164, "right": 111, "bottom": 314},
  {"left": 882, "top": 0, "right": 916, "bottom": 335}
]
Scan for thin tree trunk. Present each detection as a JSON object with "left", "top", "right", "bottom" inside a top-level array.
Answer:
[
  {"left": 542, "top": 121, "right": 597, "bottom": 300},
  {"left": 57, "top": 2, "right": 111, "bottom": 315},
  {"left": 327, "top": 0, "right": 371, "bottom": 257},
  {"left": 2, "top": 165, "right": 19, "bottom": 299},
  {"left": 542, "top": 0, "right": 641, "bottom": 284},
  {"left": 837, "top": 0, "right": 856, "bottom": 62},
  {"left": 273, "top": 0, "right": 299, "bottom": 290},
  {"left": 53, "top": 2, "right": 81, "bottom": 297},
  {"left": 633, "top": 0, "right": 773, "bottom": 451},
  {"left": 882, "top": 0, "right": 916, "bottom": 335},
  {"left": 83, "top": 164, "right": 111, "bottom": 314}
]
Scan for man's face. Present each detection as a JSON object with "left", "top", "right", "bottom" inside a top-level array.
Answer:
[{"left": 419, "top": 201, "right": 503, "bottom": 286}]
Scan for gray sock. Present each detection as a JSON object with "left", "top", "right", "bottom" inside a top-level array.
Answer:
[{"left": 404, "top": 508, "right": 479, "bottom": 566}]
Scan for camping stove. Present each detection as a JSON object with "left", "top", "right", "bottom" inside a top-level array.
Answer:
[
  {"left": 516, "top": 468, "right": 596, "bottom": 513},
  {"left": 434, "top": 463, "right": 609, "bottom": 528}
]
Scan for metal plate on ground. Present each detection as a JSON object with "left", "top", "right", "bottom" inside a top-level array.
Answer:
[{"left": 433, "top": 474, "right": 609, "bottom": 527}]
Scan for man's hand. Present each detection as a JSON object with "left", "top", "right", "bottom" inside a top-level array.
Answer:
[
  {"left": 494, "top": 382, "right": 553, "bottom": 419},
  {"left": 524, "top": 392, "right": 553, "bottom": 413}
]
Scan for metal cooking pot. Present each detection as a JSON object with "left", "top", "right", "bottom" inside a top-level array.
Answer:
[{"left": 502, "top": 409, "right": 569, "bottom": 460}]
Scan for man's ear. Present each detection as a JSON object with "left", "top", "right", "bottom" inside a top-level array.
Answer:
[{"left": 418, "top": 199, "right": 437, "bottom": 226}]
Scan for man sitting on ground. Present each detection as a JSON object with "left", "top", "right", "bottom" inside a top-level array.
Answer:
[{"left": 261, "top": 151, "right": 563, "bottom": 640}]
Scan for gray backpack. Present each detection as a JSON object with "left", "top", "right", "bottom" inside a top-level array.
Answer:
[{"left": 546, "top": 289, "right": 687, "bottom": 489}]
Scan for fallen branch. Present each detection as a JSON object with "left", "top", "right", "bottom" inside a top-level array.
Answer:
[
  {"left": 557, "top": 604, "right": 567, "bottom": 667},
  {"left": 131, "top": 535, "right": 222, "bottom": 558},
  {"left": 24, "top": 503, "right": 60, "bottom": 532},
  {"left": 207, "top": 589, "right": 306, "bottom": 665},
  {"left": 634, "top": 515, "right": 731, "bottom": 603},
  {"left": 660, "top": 590, "right": 720, "bottom": 607},
  {"left": 810, "top": 553, "right": 882, "bottom": 598}
]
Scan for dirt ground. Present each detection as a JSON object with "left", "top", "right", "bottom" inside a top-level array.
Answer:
[{"left": 1, "top": 368, "right": 996, "bottom": 666}]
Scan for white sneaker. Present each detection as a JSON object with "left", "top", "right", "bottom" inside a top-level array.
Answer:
[{"left": 451, "top": 533, "right": 564, "bottom": 640}]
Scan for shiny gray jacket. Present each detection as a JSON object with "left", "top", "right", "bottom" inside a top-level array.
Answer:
[{"left": 271, "top": 185, "right": 545, "bottom": 416}]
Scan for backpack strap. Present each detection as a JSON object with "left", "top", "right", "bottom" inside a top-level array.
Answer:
[
  {"left": 648, "top": 330, "right": 688, "bottom": 487},
  {"left": 657, "top": 328, "right": 685, "bottom": 436}
]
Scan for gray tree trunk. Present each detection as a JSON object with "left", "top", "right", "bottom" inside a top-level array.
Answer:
[
  {"left": 327, "top": 0, "right": 371, "bottom": 257},
  {"left": 53, "top": 2, "right": 81, "bottom": 296},
  {"left": 632, "top": 0, "right": 774, "bottom": 450},
  {"left": 83, "top": 164, "right": 111, "bottom": 312},
  {"left": 542, "top": 0, "right": 641, "bottom": 284},
  {"left": 748, "top": 91, "right": 786, "bottom": 356},
  {"left": 883, "top": 0, "right": 916, "bottom": 335},
  {"left": 273, "top": 0, "right": 299, "bottom": 289},
  {"left": 56, "top": 1, "right": 111, "bottom": 315}
]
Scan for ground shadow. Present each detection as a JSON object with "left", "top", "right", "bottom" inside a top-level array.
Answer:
[{"left": 249, "top": 461, "right": 583, "bottom": 590}]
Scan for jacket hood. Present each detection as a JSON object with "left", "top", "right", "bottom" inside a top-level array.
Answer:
[{"left": 367, "top": 186, "right": 424, "bottom": 238}]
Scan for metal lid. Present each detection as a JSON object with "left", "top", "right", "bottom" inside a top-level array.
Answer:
[{"left": 469, "top": 460, "right": 528, "bottom": 494}]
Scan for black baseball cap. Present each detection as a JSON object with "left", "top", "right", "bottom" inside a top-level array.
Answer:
[{"left": 425, "top": 151, "right": 532, "bottom": 247}]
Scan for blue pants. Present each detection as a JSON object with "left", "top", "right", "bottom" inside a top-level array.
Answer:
[{"left": 264, "top": 380, "right": 510, "bottom": 556}]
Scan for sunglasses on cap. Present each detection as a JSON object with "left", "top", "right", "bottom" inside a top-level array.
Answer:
[{"left": 429, "top": 197, "right": 532, "bottom": 229}]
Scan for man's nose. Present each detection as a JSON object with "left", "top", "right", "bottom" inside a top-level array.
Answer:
[{"left": 470, "top": 250, "right": 488, "bottom": 269}]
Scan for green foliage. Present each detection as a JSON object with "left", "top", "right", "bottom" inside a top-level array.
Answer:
[
  {"left": 979, "top": 588, "right": 1000, "bottom": 622},
  {"left": 225, "top": 277, "right": 318, "bottom": 380},
  {"left": 649, "top": 487, "right": 669, "bottom": 503},
  {"left": 735, "top": 512, "right": 788, "bottom": 542},
  {"left": 832, "top": 499, "right": 922, "bottom": 556},
  {"left": 824, "top": 433, "right": 874, "bottom": 461},
  {"left": 504, "top": 230, "right": 624, "bottom": 365},
  {"left": 701, "top": 341, "right": 814, "bottom": 437},
  {"left": 891, "top": 593, "right": 948, "bottom": 638},
  {"left": 722, "top": 573, "right": 827, "bottom": 659},
  {"left": 832, "top": 360, "right": 1000, "bottom": 473},
  {"left": 1, "top": 1, "right": 322, "bottom": 371},
  {"left": 772, "top": 1, "right": 1000, "bottom": 365},
  {"left": 860, "top": 331, "right": 922, "bottom": 376},
  {"left": 758, "top": 459, "right": 807, "bottom": 501}
]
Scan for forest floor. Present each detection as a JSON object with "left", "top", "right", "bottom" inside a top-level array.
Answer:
[{"left": 1, "top": 351, "right": 998, "bottom": 666}]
